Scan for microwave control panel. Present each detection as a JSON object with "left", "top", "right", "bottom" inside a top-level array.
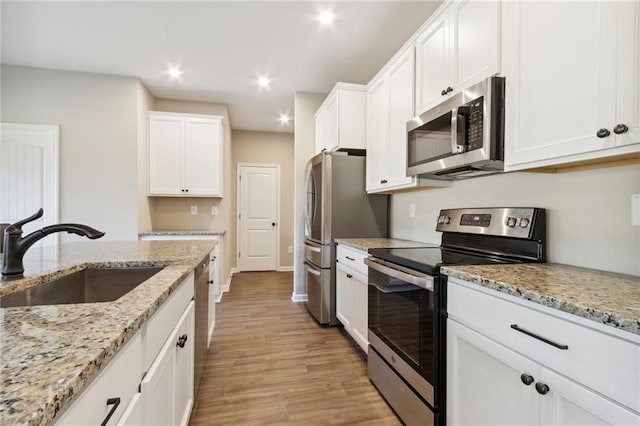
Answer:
[{"left": 464, "top": 97, "right": 484, "bottom": 151}]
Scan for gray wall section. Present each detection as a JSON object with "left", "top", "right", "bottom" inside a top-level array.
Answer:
[
  {"left": 391, "top": 164, "right": 640, "bottom": 276},
  {"left": 1, "top": 65, "right": 139, "bottom": 241}
]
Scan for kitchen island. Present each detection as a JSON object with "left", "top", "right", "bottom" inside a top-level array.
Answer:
[{"left": 0, "top": 239, "right": 216, "bottom": 426}]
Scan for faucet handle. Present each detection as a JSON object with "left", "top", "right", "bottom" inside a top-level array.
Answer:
[{"left": 6, "top": 209, "right": 44, "bottom": 234}]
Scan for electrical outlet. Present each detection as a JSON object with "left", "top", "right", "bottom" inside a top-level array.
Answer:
[
  {"left": 632, "top": 194, "right": 640, "bottom": 226},
  {"left": 211, "top": 206, "right": 219, "bottom": 215},
  {"left": 287, "top": 246, "right": 293, "bottom": 254},
  {"left": 409, "top": 203, "right": 416, "bottom": 218},
  {"left": 190, "top": 205, "right": 198, "bottom": 215}
]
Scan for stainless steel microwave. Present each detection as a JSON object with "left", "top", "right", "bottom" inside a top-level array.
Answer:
[{"left": 406, "top": 77, "right": 505, "bottom": 180}]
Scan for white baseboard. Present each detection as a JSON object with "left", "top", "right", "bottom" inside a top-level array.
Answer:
[
  {"left": 291, "top": 292, "right": 308, "bottom": 303},
  {"left": 223, "top": 268, "right": 236, "bottom": 293},
  {"left": 278, "top": 266, "right": 294, "bottom": 272}
]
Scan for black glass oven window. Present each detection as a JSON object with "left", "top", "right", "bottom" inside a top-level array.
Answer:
[
  {"left": 368, "top": 267, "right": 435, "bottom": 384},
  {"left": 408, "top": 111, "right": 452, "bottom": 167}
]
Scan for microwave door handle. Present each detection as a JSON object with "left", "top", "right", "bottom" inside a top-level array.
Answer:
[{"left": 451, "top": 107, "right": 459, "bottom": 154}]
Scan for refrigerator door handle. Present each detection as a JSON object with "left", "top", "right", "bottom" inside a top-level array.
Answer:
[
  {"left": 305, "top": 243, "right": 321, "bottom": 253},
  {"left": 304, "top": 263, "right": 322, "bottom": 276}
]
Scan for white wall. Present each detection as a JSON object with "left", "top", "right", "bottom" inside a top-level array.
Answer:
[
  {"left": 293, "top": 91, "right": 326, "bottom": 300},
  {"left": 1, "top": 65, "right": 140, "bottom": 241},
  {"left": 391, "top": 164, "right": 640, "bottom": 276}
]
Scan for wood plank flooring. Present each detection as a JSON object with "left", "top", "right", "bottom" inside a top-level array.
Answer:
[{"left": 189, "top": 271, "right": 401, "bottom": 425}]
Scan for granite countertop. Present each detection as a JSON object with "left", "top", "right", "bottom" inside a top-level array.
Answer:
[
  {"left": 0, "top": 239, "right": 217, "bottom": 426},
  {"left": 442, "top": 263, "right": 640, "bottom": 336},
  {"left": 335, "top": 237, "right": 432, "bottom": 252},
  {"left": 138, "top": 229, "right": 226, "bottom": 237}
]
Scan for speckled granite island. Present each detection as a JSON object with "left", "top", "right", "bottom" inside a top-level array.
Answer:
[
  {"left": 0, "top": 239, "right": 216, "bottom": 426},
  {"left": 335, "top": 237, "right": 430, "bottom": 252},
  {"left": 442, "top": 263, "right": 640, "bottom": 336},
  {"left": 138, "top": 229, "right": 226, "bottom": 238}
]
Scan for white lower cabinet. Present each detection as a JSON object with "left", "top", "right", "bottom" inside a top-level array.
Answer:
[
  {"left": 141, "top": 301, "right": 195, "bottom": 426},
  {"left": 55, "top": 273, "right": 196, "bottom": 426},
  {"left": 447, "top": 278, "right": 640, "bottom": 426},
  {"left": 335, "top": 245, "right": 368, "bottom": 352}
]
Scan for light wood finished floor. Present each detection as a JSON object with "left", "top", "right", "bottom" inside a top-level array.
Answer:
[{"left": 189, "top": 271, "right": 401, "bottom": 425}]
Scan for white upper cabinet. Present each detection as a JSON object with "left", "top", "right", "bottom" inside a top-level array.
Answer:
[
  {"left": 367, "top": 46, "right": 420, "bottom": 193},
  {"left": 149, "top": 112, "right": 223, "bottom": 197},
  {"left": 503, "top": 0, "right": 640, "bottom": 170},
  {"left": 314, "top": 83, "right": 367, "bottom": 154},
  {"left": 415, "top": 0, "right": 500, "bottom": 114}
]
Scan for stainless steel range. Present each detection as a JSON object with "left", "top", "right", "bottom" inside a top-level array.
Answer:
[{"left": 366, "top": 207, "right": 546, "bottom": 425}]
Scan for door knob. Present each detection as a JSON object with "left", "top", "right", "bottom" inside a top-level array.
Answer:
[
  {"left": 613, "top": 123, "right": 629, "bottom": 134},
  {"left": 272, "top": 222, "right": 277, "bottom": 227}
]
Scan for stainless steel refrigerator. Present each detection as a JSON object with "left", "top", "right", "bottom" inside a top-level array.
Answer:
[{"left": 303, "top": 151, "right": 388, "bottom": 325}]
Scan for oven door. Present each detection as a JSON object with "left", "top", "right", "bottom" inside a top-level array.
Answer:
[{"left": 365, "top": 257, "right": 440, "bottom": 409}]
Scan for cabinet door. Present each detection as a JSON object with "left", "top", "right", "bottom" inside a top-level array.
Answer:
[
  {"left": 447, "top": 319, "right": 539, "bottom": 426},
  {"left": 324, "top": 94, "right": 339, "bottom": 152},
  {"left": 415, "top": 11, "right": 450, "bottom": 114},
  {"left": 184, "top": 117, "right": 222, "bottom": 196},
  {"left": 315, "top": 109, "right": 326, "bottom": 154},
  {"left": 141, "top": 328, "right": 176, "bottom": 425},
  {"left": 387, "top": 47, "right": 416, "bottom": 188},
  {"left": 351, "top": 270, "right": 368, "bottom": 352},
  {"left": 116, "top": 393, "right": 143, "bottom": 426},
  {"left": 538, "top": 367, "right": 640, "bottom": 426},
  {"left": 366, "top": 75, "right": 390, "bottom": 192},
  {"left": 174, "top": 301, "right": 195, "bottom": 426},
  {"left": 149, "top": 115, "right": 184, "bottom": 195},
  {"left": 503, "top": 1, "right": 619, "bottom": 168},
  {"left": 336, "top": 263, "right": 354, "bottom": 329},
  {"left": 450, "top": 0, "right": 500, "bottom": 90}
]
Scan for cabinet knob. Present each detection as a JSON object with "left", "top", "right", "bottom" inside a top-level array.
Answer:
[
  {"left": 441, "top": 89, "right": 447, "bottom": 96},
  {"left": 520, "top": 373, "right": 534, "bottom": 386},
  {"left": 380, "top": 179, "right": 388, "bottom": 184},
  {"left": 176, "top": 334, "right": 188, "bottom": 348},
  {"left": 346, "top": 273, "right": 353, "bottom": 279},
  {"left": 613, "top": 123, "right": 629, "bottom": 134},
  {"left": 596, "top": 128, "right": 611, "bottom": 138},
  {"left": 446, "top": 86, "right": 453, "bottom": 93},
  {"left": 185, "top": 189, "right": 189, "bottom": 192},
  {"left": 535, "top": 382, "right": 550, "bottom": 395},
  {"left": 181, "top": 189, "right": 185, "bottom": 192}
]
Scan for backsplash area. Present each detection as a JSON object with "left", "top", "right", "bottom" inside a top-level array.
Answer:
[
  {"left": 390, "top": 163, "right": 640, "bottom": 276},
  {"left": 149, "top": 198, "right": 225, "bottom": 231}
]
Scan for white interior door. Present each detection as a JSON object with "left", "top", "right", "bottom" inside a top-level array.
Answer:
[
  {"left": 0, "top": 123, "right": 59, "bottom": 244},
  {"left": 237, "top": 164, "right": 279, "bottom": 271}
]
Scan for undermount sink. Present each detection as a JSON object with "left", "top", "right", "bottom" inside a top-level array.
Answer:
[{"left": 0, "top": 266, "right": 164, "bottom": 308}]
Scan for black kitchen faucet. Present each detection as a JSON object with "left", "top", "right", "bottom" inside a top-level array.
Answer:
[{"left": 1, "top": 209, "right": 105, "bottom": 278}]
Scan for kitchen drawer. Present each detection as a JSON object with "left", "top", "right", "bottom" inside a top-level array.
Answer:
[
  {"left": 54, "top": 332, "right": 142, "bottom": 425},
  {"left": 448, "top": 278, "right": 640, "bottom": 412},
  {"left": 142, "top": 272, "right": 194, "bottom": 371},
  {"left": 336, "top": 245, "right": 368, "bottom": 276}
]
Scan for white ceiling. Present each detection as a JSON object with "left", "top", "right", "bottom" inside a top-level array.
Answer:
[{"left": 1, "top": 1, "right": 442, "bottom": 133}]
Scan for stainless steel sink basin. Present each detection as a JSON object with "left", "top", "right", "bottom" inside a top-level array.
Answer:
[{"left": 0, "top": 266, "right": 164, "bottom": 308}]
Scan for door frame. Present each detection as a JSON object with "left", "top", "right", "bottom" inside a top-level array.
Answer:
[
  {"left": 236, "top": 162, "right": 281, "bottom": 272},
  {"left": 0, "top": 122, "right": 60, "bottom": 243}
]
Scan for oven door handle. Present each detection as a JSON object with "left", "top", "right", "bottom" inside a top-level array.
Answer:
[{"left": 364, "top": 258, "right": 434, "bottom": 291}]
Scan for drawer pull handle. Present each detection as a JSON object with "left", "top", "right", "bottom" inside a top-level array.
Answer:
[
  {"left": 101, "top": 397, "right": 121, "bottom": 426},
  {"left": 510, "top": 324, "right": 568, "bottom": 350},
  {"left": 345, "top": 256, "right": 355, "bottom": 261},
  {"left": 177, "top": 334, "right": 188, "bottom": 348},
  {"left": 535, "top": 382, "right": 550, "bottom": 395},
  {"left": 520, "top": 373, "right": 534, "bottom": 386}
]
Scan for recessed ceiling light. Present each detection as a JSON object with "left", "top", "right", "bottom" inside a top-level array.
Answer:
[
  {"left": 258, "top": 75, "right": 271, "bottom": 88},
  {"left": 168, "top": 67, "right": 182, "bottom": 78},
  {"left": 318, "top": 10, "right": 335, "bottom": 26},
  {"left": 279, "top": 114, "right": 291, "bottom": 124}
]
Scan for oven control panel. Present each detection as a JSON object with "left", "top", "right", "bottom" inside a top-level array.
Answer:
[{"left": 436, "top": 208, "right": 544, "bottom": 239}]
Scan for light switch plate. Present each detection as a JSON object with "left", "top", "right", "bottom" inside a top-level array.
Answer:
[
  {"left": 632, "top": 194, "right": 640, "bottom": 226},
  {"left": 190, "top": 205, "right": 198, "bottom": 215},
  {"left": 409, "top": 203, "right": 416, "bottom": 218},
  {"left": 211, "top": 206, "right": 219, "bottom": 215}
]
